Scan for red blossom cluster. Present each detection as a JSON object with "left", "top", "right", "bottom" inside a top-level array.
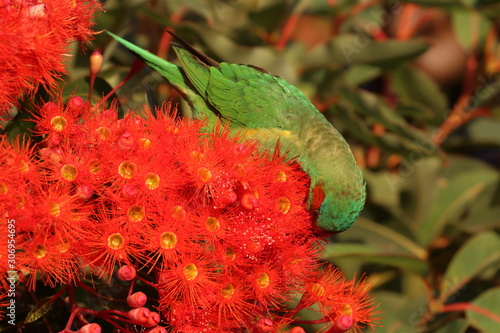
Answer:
[
  {"left": 0, "top": 99, "right": 380, "bottom": 332},
  {"left": 0, "top": 0, "right": 102, "bottom": 119}
]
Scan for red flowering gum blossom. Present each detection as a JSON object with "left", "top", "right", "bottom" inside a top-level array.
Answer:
[
  {"left": 1, "top": 100, "right": 381, "bottom": 332},
  {"left": 0, "top": 0, "right": 102, "bottom": 119}
]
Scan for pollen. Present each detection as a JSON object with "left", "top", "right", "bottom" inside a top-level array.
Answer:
[
  {"left": 276, "top": 196, "right": 291, "bottom": 214},
  {"left": 205, "top": 216, "right": 220, "bottom": 232},
  {"left": 197, "top": 167, "right": 212, "bottom": 183},
  {"left": 221, "top": 283, "right": 235, "bottom": 299},
  {"left": 224, "top": 247, "right": 236, "bottom": 261},
  {"left": 172, "top": 205, "right": 186, "bottom": 221},
  {"left": 340, "top": 304, "right": 353, "bottom": 316},
  {"left": 89, "top": 159, "right": 102, "bottom": 174},
  {"left": 311, "top": 283, "right": 325, "bottom": 297},
  {"left": 33, "top": 244, "right": 48, "bottom": 259},
  {"left": 145, "top": 172, "right": 160, "bottom": 190},
  {"left": 139, "top": 138, "right": 151, "bottom": 149},
  {"left": 55, "top": 238, "right": 70, "bottom": 253},
  {"left": 60, "top": 163, "right": 78, "bottom": 181},
  {"left": 256, "top": 272, "right": 270, "bottom": 289},
  {"left": 190, "top": 150, "right": 204, "bottom": 162},
  {"left": 0, "top": 182, "right": 7, "bottom": 194},
  {"left": 118, "top": 160, "right": 137, "bottom": 179},
  {"left": 108, "top": 233, "right": 125, "bottom": 250},
  {"left": 16, "top": 159, "right": 30, "bottom": 173},
  {"left": 95, "top": 126, "right": 111, "bottom": 140},
  {"left": 275, "top": 170, "right": 287, "bottom": 182},
  {"left": 159, "top": 231, "right": 177, "bottom": 250},
  {"left": 127, "top": 205, "right": 145, "bottom": 222},
  {"left": 166, "top": 125, "right": 179, "bottom": 134},
  {"left": 233, "top": 163, "right": 246, "bottom": 177},
  {"left": 183, "top": 263, "right": 198, "bottom": 281},
  {"left": 50, "top": 115, "right": 68, "bottom": 132},
  {"left": 49, "top": 202, "right": 61, "bottom": 217}
]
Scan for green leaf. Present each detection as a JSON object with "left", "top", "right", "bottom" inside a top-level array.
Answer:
[
  {"left": 344, "top": 64, "right": 382, "bottom": 87},
  {"left": 466, "top": 287, "right": 500, "bottom": 333},
  {"left": 451, "top": 8, "right": 491, "bottom": 51},
  {"left": 467, "top": 117, "right": 500, "bottom": 147},
  {"left": 327, "top": 218, "right": 428, "bottom": 276},
  {"left": 434, "top": 319, "right": 468, "bottom": 333},
  {"left": 390, "top": 66, "right": 449, "bottom": 124},
  {"left": 441, "top": 231, "right": 500, "bottom": 301},
  {"left": 460, "top": 207, "right": 500, "bottom": 232},
  {"left": 416, "top": 156, "right": 499, "bottom": 246},
  {"left": 400, "top": 0, "right": 463, "bottom": 7},
  {"left": 333, "top": 86, "right": 438, "bottom": 157},
  {"left": 307, "top": 34, "right": 429, "bottom": 69},
  {"left": 23, "top": 296, "right": 55, "bottom": 324},
  {"left": 373, "top": 290, "right": 429, "bottom": 333}
]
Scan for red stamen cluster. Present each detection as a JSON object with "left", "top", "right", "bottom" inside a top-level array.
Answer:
[
  {"left": 0, "top": 0, "right": 102, "bottom": 119},
  {"left": 0, "top": 99, "right": 380, "bottom": 332}
]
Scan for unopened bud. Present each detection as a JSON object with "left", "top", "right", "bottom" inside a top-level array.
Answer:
[
  {"left": 118, "top": 132, "right": 134, "bottom": 150},
  {"left": 332, "top": 315, "right": 353, "bottom": 332},
  {"left": 255, "top": 318, "right": 273, "bottom": 332},
  {"left": 122, "top": 184, "right": 138, "bottom": 198},
  {"left": 90, "top": 50, "right": 103, "bottom": 77},
  {"left": 127, "top": 292, "right": 147, "bottom": 308},
  {"left": 77, "top": 184, "right": 94, "bottom": 200},
  {"left": 77, "top": 323, "right": 101, "bottom": 333},
  {"left": 117, "top": 265, "right": 136, "bottom": 281},
  {"left": 128, "top": 307, "right": 150, "bottom": 324},
  {"left": 101, "top": 108, "right": 118, "bottom": 121},
  {"left": 67, "top": 96, "right": 86, "bottom": 114},
  {"left": 144, "top": 311, "right": 160, "bottom": 327},
  {"left": 145, "top": 327, "right": 167, "bottom": 333}
]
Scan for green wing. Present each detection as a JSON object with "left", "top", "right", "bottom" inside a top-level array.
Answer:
[{"left": 107, "top": 32, "right": 215, "bottom": 121}]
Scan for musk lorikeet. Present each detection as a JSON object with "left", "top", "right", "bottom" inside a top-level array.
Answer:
[{"left": 107, "top": 31, "right": 366, "bottom": 233}]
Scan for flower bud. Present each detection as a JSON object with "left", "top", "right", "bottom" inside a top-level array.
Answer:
[
  {"left": 77, "top": 184, "right": 94, "bottom": 199},
  {"left": 144, "top": 311, "right": 160, "bottom": 327},
  {"left": 67, "top": 96, "right": 85, "bottom": 114},
  {"left": 117, "top": 265, "right": 136, "bottom": 281},
  {"left": 127, "top": 291, "right": 147, "bottom": 308},
  {"left": 122, "top": 184, "right": 138, "bottom": 198},
  {"left": 145, "top": 327, "right": 167, "bottom": 333},
  {"left": 101, "top": 108, "right": 118, "bottom": 121},
  {"left": 90, "top": 50, "right": 103, "bottom": 77},
  {"left": 77, "top": 323, "right": 101, "bottom": 333},
  {"left": 118, "top": 132, "right": 134, "bottom": 150},
  {"left": 255, "top": 318, "right": 273, "bottom": 332},
  {"left": 289, "top": 327, "right": 306, "bottom": 333},
  {"left": 332, "top": 315, "right": 353, "bottom": 332},
  {"left": 128, "top": 307, "right": 150, "bottom": 325}
]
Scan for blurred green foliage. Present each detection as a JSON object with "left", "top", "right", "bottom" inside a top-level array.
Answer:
[{"left": 12, "top": 0, "right": 500, "bottom": 332}]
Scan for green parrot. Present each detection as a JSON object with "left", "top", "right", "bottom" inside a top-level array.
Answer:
[{"left": 107, "top": 31, "right": 366, "bottom": 233}]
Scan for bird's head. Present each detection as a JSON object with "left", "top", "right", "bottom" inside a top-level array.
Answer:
[{"left": 314, "top": 191, "right": 365, "bottom": 234}]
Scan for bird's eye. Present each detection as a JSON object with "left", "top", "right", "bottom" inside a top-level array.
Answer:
[{"left": 311, "top": 208, "right": 320, "bottom": 221}]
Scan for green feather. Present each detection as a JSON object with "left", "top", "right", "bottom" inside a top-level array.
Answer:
[{"left": 107, "top": 31, "right": 366, "bottom": 233}]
